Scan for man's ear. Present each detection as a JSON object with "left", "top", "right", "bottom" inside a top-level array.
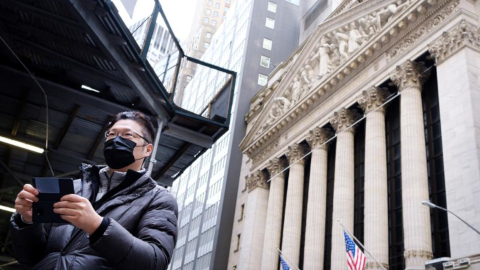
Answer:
[{"left": 145, "top": 144, "right": 154, "bottom": 157}]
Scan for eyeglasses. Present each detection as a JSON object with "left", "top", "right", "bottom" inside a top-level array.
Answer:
[{"left": 105, "top": 129, "right": 150, "bottom": 143}]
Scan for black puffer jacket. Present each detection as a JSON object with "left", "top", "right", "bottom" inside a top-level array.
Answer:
[{"left": 10, "top": 164, "right": 178, "bottom": 270}]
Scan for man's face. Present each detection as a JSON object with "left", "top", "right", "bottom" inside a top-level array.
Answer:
[{"left": 106, "top": 119, "right": 152, "bottom": 161}]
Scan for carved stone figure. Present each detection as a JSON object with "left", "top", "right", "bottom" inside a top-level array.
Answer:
[
  {"left": 335, "top": 29, "right": 350, "bottom": 61},
  {"left": 300, "top": 67, "right": 311, "bottom": 86},
  {"left": 347, "top": 22, "right": 364, "bottom": 53},
  {"left": 374, "top": 0, "right": 410, "bottom": 31},
  {"left": 305, "top": 65, "right": 318, "bottom": 85},
  {"left": 315, "top": 36, "right": 336, "bottom": 79},
  {"left": 358, "top": 14, "right": 376, "bottom": 41},
  {"left": 290, "top": 76, "right": 303, "bottom": 104}
]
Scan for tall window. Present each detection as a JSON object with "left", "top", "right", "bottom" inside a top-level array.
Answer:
[
  {"left": 206, "top": 8, "right": 211, "bottom": 15},
  {"left": 354, "top": 120, "right": 365, "bottom": 243},
  {"left": 386, "top": 97, "right": 404, "bottom": 270},
  {"left": 204, "top": 42, "right": 210, "bottom": 49},
  {"left": 422, "top": 68, "right": 450, "bottom": 258},
  {"left": 265, "top": 17, "right": 275, "bottom": 29},
  {"left": 206, "top": 32, "right": 212, "bottom": 38},
  {"left": 258, "top": 74, "right": 268, "bottom": 86},
  {"left": 208, "top": 0, "right": 213, "bottom": 5},
  {"left": 268, "top": 2, "right": 277, "bottom": 13},
  {"left": 213, "top": 11, "right": 219, "bottom": 17},
  {"left": 224, "top": 7, "right": 229, "bottom": 12},
  {"left": 204, "top": 17, "right": 209, "bottom": 24},
  {"left": 285, "top": 0, "right": 299, "bottom": 5},
  {"left": 263, "top": 38, "right": 273, "bottom": 50},
  {"left": 215, "top": 2, "right": 220, "bottom": 8},
  {"left": 324, "top": 140, "right": 336, "bottom": 270},
  {"left": 260, "top": 55, "right": 271, "bottom": 68},
  {"left": 212, "top": 20, "right": 217, "bottom": 27}
]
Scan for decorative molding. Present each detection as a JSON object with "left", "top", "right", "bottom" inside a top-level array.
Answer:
[
  {"left": 246, "top": 170, "right": 268, "bottom": 193},
  {"left": 251, "top": 139, "right": 280, "bottom": 168},
  {"left": 266, "top": 157, "right": 287, "bottom": 176},
  {"left": 358, "top": 86, "right": 389, "bottom": 114},
  {"left": 390, "top": 60, "right": 430, "bottom": 90},
  {"left": 285, "top": 144, "right": 307, "bottom": 165},
  {"left": 404, "top": 249, "right": 433, "bottom": 259},
  {"left": 387, "top": 0, "right": 460, "bottom": 61},
  {"left": 306, "top": 127, "right": 334, "bottom": 149},
  {"left": 429, "top": 19, "right": 480, "bottom": 65},
  {"left": 330, "top": 108, "right": 362, "bottom": 133}
]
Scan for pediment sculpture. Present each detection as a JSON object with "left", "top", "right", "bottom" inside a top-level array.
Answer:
[{"left": 255, "top": 0, "right": 414, "bottom": 138}]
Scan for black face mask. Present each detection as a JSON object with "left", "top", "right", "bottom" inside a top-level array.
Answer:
[{"left": 103, "top": 136, "right": 143, "bottom": 169}]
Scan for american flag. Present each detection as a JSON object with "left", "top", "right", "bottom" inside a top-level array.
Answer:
[
  {"left": 279, "top": 255, "right": 290, "bottom": 270},
  {"left": 344, "top": 230, "right": 366, "bottom": 270}
]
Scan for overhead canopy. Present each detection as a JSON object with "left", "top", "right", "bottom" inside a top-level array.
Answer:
[{"left": 0, "top": 0, "right": 235, "bottom": 265}]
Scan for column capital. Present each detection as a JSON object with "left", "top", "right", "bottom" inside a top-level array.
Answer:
[
  {"left": 358, "top": 86, "right": 389, "bottom": 114},
  {"left": 390, "top": 60, "right": 429, "bottom": 91},
  {"left": 286, "top": 143, "right": 307, "bottom": 165},
  {"left": 329, "top": 108, "right": 361, "bottom": 133},
  {"left": 246, "top": 170, "right": 268, "bottom": 193},
  {"left": 266, "top": 157, "right": 286, "bottom": 176},
  {"left": 429, "top": 19, "right": 480, "bottom": 65},
  {"left": 306, "top": 127, "right": 333, "bottom": 149}
]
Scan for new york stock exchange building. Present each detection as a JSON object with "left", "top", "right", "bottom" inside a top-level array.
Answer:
[{"left": 227, "top": 0, "right": 480, "bottom": 269}]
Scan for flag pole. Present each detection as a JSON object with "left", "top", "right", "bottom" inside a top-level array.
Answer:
[
  {"left": 275, "top": 246, "right": 301, "bottom": 270},
  {"left": 337, "top": 220, "right": 387, "bottom": 270}
]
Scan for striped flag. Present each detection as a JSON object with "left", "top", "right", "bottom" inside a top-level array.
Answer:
[
  {"left": 279, "top": 255, "right": 290, "bottom": 270},
  {"left": 344, "top": 230, "right": 366, "bottom": 270}
]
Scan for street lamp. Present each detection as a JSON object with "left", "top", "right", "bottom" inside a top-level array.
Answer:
[{"left": 422, "top": 201, "right": 480, "bottom": 236}]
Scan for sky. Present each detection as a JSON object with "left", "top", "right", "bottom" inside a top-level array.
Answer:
[{"left": 112, "top": 0, "right": 199, "bottom": 42}]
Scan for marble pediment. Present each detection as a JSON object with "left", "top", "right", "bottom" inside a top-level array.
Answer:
[{"left": 240, "top": 0, "right": 451, "bottom": 159}]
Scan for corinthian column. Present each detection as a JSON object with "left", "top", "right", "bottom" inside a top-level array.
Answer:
[
  {"left": 281, "top": 143, "right": 307, "bottom": 268},
  {"left": 304, "top": 127, "right": 333, "bottom": 270},
  {"left": 390, "top": 60, "right": 433, "bottom": 269},
  {"left": 329, "top": 108, "right": 361, "bottom": 270},
  {"left": 358, "top": 87, "right": 389, "bottom": 270},
  {"left": 261, "top": 158, "right": 287, "bottom": 270},
  {"left": 238, "top": 170, "right": 269, "bottom": 269}
]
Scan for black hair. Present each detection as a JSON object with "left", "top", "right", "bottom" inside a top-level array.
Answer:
[{"left": 108, "top": 111, "right": 156, "bottom": 143}]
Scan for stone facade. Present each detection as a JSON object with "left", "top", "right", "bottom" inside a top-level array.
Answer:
[{"left": 230, "top": 0, "right": 480, "bottom": 269}]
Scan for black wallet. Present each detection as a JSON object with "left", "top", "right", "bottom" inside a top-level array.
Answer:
[{"left": 32, "top": 178, "right": 74, "bottom": 223}]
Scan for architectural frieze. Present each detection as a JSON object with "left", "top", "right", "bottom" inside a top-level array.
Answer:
[
  {"left": 387, "top": 0, "right": 460, "bottom": 61},
  {"left": 246, "top": 170, "right": 268, "bottom": 193},
  {"left": 306, "top": 127, "right": 334, "bottom": 149},
  {"left": 365, "top": 262, "right": 389, "bottom": 270},
  {"left": 241, "top": 0, "right": 450, "bottom": 159},
  {"left": 390, "top": 60, "right": 430, "bottom": 90},
  {"left": 330, "top": 108, "right": 362, "bottom": 133},
  {"left": 358, "top": 86, "right": 389, "bottom": 113},
  {"left": 429, "top": 19, "right": 480, "bottom": 65}
]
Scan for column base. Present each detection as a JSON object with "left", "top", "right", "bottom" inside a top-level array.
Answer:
[
  {"left": 404, "top": 250, "right": 433, "bottom": 270},
  {"left": 366, "top": 262, "right": 389, "bottom": 269}
]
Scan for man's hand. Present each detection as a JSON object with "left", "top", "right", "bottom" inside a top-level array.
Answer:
[
  {"left": 14, "top": 184, "right": 39, "bottom": 223},
  {"left": 53, "top": 195, "right": 103, "bottom": 235}
]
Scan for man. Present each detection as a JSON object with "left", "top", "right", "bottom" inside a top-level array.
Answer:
[{"left": 11, "top": 111, "right": 178, "bottom": 270}]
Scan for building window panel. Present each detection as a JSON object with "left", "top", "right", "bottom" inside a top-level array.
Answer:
[
  {"left": 263, "top": 38, "right": 272, "bottom": 50},
  {"left": 260, "top": 55, "right": 271, "bottom": 68},
  {"left": 265, "top": 17, "right": 275, "bottom": 29},
  {"left": 204, "top": 17, "right": 209, "bottom": 24},
  {"left": 208, "top": 0, "right": 213, "bottom": 5},
  {"left": 206, "top": 32, "right": 212, "bottom": 38},
  {"left": 258, "top": 74, "right": 268, "bottom": 86},
  {"left": 204, "top": 42, "right": 210, "bottom": 49},
  {"left": 267, "top": 2, "right": 277, "bottom": 13},
  {"left": 206, "top": 8, "right": 211, "bottom": 15},
  {"left": 215, "top": 2, "right": 220, "bottom": 8},
  {"left": 285, "top": 0, "right": 299, "bottom": 5},
  {"left": 213, "top": 11, "right": 219, "bottom": 17},
  {"left": 212, "top": 20, "right": 217, "bottom": 27}
]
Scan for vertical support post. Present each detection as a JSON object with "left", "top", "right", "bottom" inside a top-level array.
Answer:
[{"left": 148, "top": 118, "right": 163, "bottom": 173}]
